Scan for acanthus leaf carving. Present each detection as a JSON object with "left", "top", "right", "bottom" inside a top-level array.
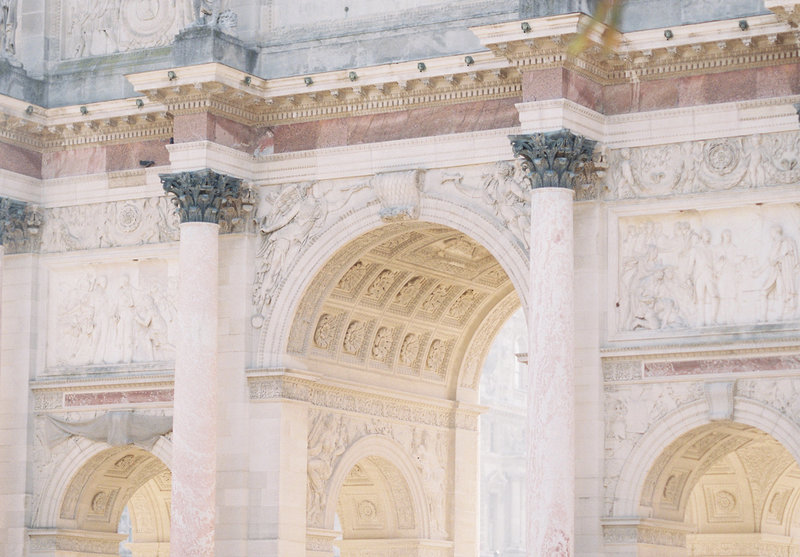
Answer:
[{"left": 0, "top": 196, "right": 41, "bottom": 253}]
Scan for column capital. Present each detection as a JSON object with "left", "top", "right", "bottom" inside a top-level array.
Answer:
[
  {"left": 0, "top": 197, "right": 42, "bottom": 249},
  {"left": 160, "top": 169, "right": 242, "bottom": 224},
  {"left": 509, "top": 129, "right": 596, "bottom": 190}
]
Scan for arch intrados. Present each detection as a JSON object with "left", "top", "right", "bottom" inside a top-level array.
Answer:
[
  {"left": 257, "top": 198, "right": 530, "bottom": 370},
  {"left": 323, "top": 435, "right": 429, "bottom": 538},
  {"left": 613, "top": 397, "right": 800, "bottom": 519},
  {"left": 62, "top": 445, "right": 169, "bottom": 532},
  {"left": 34, "top": 435, "right": 172, "bottom": 529}
]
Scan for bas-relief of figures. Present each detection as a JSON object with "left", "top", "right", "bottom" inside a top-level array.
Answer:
[
  {"left": 454, "top": 161, "right": 531, "bottom": 249},
  {"left": 41, "top": 197, "right": 179, "bottom": 253},
  {"left": 52, "top": 268, "right": 176, "bottom": 367},
  {"left": 617, "top": 207, "right": 800, "bottom": 332},
  {"left": 252, "top": 181, "right": 365, "bottom": 325},
  {"left": 607, "top": 132, "right": 800, "bottom": 199}
]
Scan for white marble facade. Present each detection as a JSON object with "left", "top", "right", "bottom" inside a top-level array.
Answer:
[{"left": 4, "top": 2, "right": 800, "bottom": 557}]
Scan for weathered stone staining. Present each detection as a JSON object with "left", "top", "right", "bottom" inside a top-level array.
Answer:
[
  {"left": 510, "top": 129, "right": 596, "bottom": 190},
  {"left": 511, "top": 128, "right": 596, "bottom": 557}
]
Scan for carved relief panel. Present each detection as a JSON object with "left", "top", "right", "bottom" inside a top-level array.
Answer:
[
  {"left": 46, "top": 259, "right": 177, "bottom": 369},
  {"left": 41, "top": 197, "right": 179, "bottom": 253},
  {"left": 615, "top": 203, "right": 800, "bottom": 334},
  {"left": 59, "top": 0, "right": 195, "bottom": 59}
]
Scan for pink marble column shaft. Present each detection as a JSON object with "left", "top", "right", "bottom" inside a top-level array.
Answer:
[
  {"left": 171, "top": 222, "right": 219, "bottom": 557},
  {"left": 527, "top": 187, "right": 575, "bottom": 557}
]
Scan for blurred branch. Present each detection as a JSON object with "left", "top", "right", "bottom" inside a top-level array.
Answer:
[{"left": 568, "top": 0, "right": 625, "bottom": 56}]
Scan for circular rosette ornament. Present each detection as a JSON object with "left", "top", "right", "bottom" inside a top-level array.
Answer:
[{"left": 698, "top": 139, "right": 747, "bottom": 190}]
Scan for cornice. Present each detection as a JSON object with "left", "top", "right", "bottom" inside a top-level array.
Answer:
[
  {"left": 1, "top": 10, "right": 797, "bottom": 149},
  {"left": 473, "top": 13, "right": 800, "bottom": 85},
  {"left": 246, "top": 368, "right": 483, "bottom": 429},
  {"left": 128, "top": 57, "right": 523, "bottom": 127},
  {"left": 0, "top": 94, "right": 172, "bottom": 152}
]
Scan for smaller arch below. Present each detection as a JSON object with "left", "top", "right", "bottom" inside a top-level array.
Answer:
[
  {"left": 612, "top": 397, "right": 800, "bottom": 519},
  {"left": 322, "top": 435, "right": 429, "bottom": 540},
  {"left": 58, "top": 445, "right": 170, "bottom": 534},
  {"left": 608, "top": 400, "right": 800, "bottom": 557}
]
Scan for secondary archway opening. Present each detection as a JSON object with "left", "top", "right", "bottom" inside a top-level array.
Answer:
[
  {"left": 334, "top": 456, "right": 422, "bottom": 556},
  {"left": 637, "top": 422, "right": 800, "bottom": 556},
  {"left": 56, "top": 445, "right": 171, "bottom": 556}
]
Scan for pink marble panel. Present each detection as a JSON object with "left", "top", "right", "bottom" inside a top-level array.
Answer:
[
  {"left": 644, "top": 355, "right": 800, "bottom": 377},
  {"left": 563, "top": 69, "right": 602, "bottom": 112},
  {"left": 64, "top": 389, "right": 174, "bottom": 407},
  {"left": 273, "top": 98, "right": 521, "bottom": 153},
  {"left": 106, "top": 139, "right": 170, "bottom": 172},
  {"left": 41, "top": 145, "right": 106, "bottom": 179},
  {"left": 211, "top": 114, "right": 257, "bottom": 152},
  {"left": 172, "top": 112, "right": 214, "bottom": 143},
  {"left": 637, "top": 78, "right": 679, "bottom": 111},
  {"left": 522, "top": 67, "right": 564, "bottom": 102},
  {"left": 0, "top": 142, "right": 42, "bottom": 178}
]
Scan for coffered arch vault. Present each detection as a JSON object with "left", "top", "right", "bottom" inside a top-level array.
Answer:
[{"left": 284, "top": 220, "right": 521, "bottom": 397}]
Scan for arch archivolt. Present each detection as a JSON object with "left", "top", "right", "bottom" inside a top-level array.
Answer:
[{"left": 252, "top": 161, "right": 531, "bottom": 374}]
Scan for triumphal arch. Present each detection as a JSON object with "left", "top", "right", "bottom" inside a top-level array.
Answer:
[{"left": 2, "top": 0, "right": 800, "bottom": 556}]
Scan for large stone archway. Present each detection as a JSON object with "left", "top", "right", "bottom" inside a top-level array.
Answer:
[{"left": 251, "top": 218, "right": 525, "bottom": 556}]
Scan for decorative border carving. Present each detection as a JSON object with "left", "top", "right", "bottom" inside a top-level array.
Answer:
[{"left": 247, "top": 371, "right": 480, "bottom": 430}]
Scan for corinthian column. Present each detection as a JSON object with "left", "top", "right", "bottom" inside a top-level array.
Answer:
[
  {"left": 509, "top": 130, "right": 595, "bottom": 557},
  {"left": 161, "top": 169, "right": 241, "bottom": 557},
  {"left": 0, "top": 197, "right": 40, "bottom": 556}
]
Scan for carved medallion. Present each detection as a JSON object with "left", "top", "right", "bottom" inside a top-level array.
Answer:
[
  {"left": 399, "top": 333, "right": 420, "bottom": 365},
  {"left": 313, "top": 314, "right": 333, "bottom": 349},
  {"left": 116, "top": 203, "right": 142, "bottom": 233}
]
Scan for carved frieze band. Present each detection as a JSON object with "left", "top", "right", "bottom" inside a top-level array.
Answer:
[
  {"left": 606, "top": 131, "right": 800, "bottom": 200},
  {"left": 160, "top": 168, "right": 244, "bottom": 224},
  {"left": 509, "top": 128, "right": 597, "bottom": 190},
  {"left": 0, "top": 196, "right": 42, "bottom": 252},
  {"left": 247, "top": 373, "right": 479, "bottom": 430}
]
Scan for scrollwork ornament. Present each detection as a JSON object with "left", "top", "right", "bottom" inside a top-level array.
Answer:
[
  {"left": 509, "top": 129, "right": 597, "bottom": 190},
  {"left": 159, "top": 169, "right": 242, "bottom": 224}
]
